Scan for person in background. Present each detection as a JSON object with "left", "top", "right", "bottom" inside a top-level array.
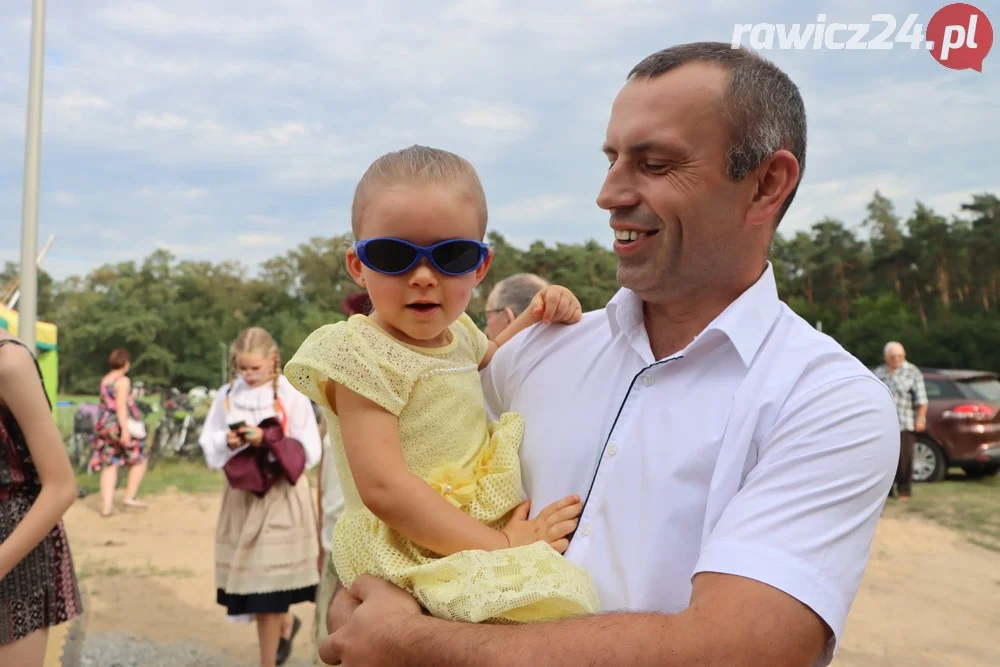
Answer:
[
  {"left": 342, "top": 291, "right": 372, "bottom": 317},
  {"left": 199, "top": 327, "right": 322, "bottom": 667},
  {"left": 483, "top": 273, "right": 549, "bottom": 341},
  {"left": 89, "top": 348, "right": 149, "bottom": 517},
  {"left": 874, "top": 341, "right": 927, "bottom": 500},
  {"left": 0, "top": 333, "right": 82, "bottom": 666}
]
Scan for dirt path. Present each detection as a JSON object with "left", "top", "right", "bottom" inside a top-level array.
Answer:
[
  {"left": 834, "top": 512, "right": 1000, "bottom": 666},
  {"left": 61, "top": 489, "right": 318, "bottom": 666},
  {"left": 57, "top": 489, "right": 1000, "bottom": 666}
]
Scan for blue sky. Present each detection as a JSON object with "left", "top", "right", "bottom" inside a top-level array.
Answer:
[{"left": 1, "top": 0, "right": 997, "bottom": 280}]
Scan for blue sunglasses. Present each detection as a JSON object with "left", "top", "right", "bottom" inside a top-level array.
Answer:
[{"left": 354, "top": 237, "right": 489, "bottom": 276}]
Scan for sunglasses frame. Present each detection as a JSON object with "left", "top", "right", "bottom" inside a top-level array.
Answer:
[{"left": 353, "top": 237, "right": 490, "bottom": 276}]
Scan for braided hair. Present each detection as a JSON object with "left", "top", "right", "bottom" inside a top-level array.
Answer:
[{"left": 224, "top": 327, "right": 286, "bottom": 429}]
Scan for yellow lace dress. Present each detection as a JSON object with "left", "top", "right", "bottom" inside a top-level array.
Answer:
[{"left": 283, "top": 313, "right": 599, "bottom": 623}]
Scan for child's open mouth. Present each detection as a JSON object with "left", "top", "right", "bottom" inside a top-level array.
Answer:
[{"left": 406, "top": 302, "right": 441, "bottom": 316}]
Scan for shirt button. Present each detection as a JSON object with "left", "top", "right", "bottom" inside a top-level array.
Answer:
[
  {"left": 607, "top": 442, "right": 618, "bottom": 457},
  {"left": 643, "top": 374, "right": 654, "bottom": 386},
  {"left": 581, "top": 524, "right": 592, "bottom": 536}
]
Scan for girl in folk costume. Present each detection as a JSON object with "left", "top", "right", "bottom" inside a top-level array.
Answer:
[{"left": 199, "top": 327, "right": 322, "bottom": 667}]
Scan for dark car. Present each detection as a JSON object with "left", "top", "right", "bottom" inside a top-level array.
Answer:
[{"left": 911, "top": 368, "right": 1000, "bottom": 482}]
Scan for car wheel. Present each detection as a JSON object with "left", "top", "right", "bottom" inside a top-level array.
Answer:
[{"left": 912, "top": 438, "right": 946, "bottom": 483}]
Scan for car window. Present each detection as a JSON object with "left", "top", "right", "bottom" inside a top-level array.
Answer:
[
  {"left": 924, "top": 379, "right": 963, "bottom": 399},
  {"left": 959, "top": 378, "right": 1000, "bottom": 402}
]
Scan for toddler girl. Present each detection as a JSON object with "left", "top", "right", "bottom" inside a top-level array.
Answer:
[{"left": 284, "top": 145, "right": 599, "bottom": 624}]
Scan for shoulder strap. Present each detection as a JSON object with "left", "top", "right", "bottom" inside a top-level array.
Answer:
[{"left": 0, "top": 338, "right": 52, "bottom": 409}]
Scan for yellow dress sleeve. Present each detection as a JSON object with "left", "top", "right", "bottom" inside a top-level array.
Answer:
[
  {"left": 284, "top": 319, "right": 414, "bottom": 416},
  {"left": 456, "top": 313, "right": 490, "bottom": 364}
]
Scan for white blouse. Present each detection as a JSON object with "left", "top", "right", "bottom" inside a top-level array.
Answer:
[{"left": 199, "top": 374, "right": 322, "bottom": 471}]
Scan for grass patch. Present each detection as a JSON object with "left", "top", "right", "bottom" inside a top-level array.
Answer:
[
  {"left": 886, "top": 473, "right": 1000, "bottom": 552},
  {"left": 76, "top": 559, "right": 196, "bottom": 581},
  {"left": 76, "top": 459, "right": 225, "bottom": 496},
  {"left": 76, "top": 458, "right": 320, "bottom": 497}
]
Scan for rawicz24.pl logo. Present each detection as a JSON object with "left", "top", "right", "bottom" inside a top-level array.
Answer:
[{"left": 731, "top": 3, "right": 993, "bottom": 71}]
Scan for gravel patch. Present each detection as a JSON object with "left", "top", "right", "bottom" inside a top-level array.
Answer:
[{"left": 79, "top": 632, "right": 316, "bottom": 667}]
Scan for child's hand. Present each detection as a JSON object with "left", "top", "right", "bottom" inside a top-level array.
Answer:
[
  {"left": 239, "top": 425, "right": 264, "bottom": 447},
  {"left": 226, "top": 430, "right": 242, "bottom": 449},
  {"left": 530, "top": 285, "right": 582, "bottom": 325},
  {"left": 501, "top": 494, "right": 582, "bottom": 553}
]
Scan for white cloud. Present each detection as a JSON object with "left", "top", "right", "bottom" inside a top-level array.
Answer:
[
  {"left": 237, "top": 233, "right": 284, "bottom": 247},
  {"left": 493, "top": 195, "right": 574, "bottom": 223},
  {"left": 52, "top": 192, "right": 79, "bottom": 206},
  {"left": 135, "top": 112, "right": 188, "bottom": 130},
  {"left": 456, "top": 107, "right": 529, "bottom": 131},
  {"left": 58, "top": 92, "right": 111, "bottom": 110}
]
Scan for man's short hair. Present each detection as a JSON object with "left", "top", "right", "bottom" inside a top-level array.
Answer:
[
  {"left": 884, "top": 341, "right": 904, "bottom": 355},
  {"left": 489, "top": 273, "right": 548, "bottom": 317},
  {"left": 627, "top": 42, "right": 807, "bottom": 225}
]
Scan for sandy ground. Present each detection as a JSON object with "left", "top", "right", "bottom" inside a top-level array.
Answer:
[{"left": 55, "top": 489, "right": 1000, "bottom": 666}]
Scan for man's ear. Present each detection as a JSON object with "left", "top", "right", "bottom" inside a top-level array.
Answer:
[
  {"left": 745, "top": 149, "right": 800, "bottom": 229},
  {"left": 504, "top": 307, "right": 516, "bottom": 326},
  {"left": 345, "top": 247, "right": 366, "bottom": 287}
]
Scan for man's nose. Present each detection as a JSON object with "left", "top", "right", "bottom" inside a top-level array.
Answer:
[{"left": 596, "top": 161, "right": 640, "bottom": 211}]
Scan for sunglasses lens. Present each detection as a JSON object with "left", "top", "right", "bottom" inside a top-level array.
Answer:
[
  {"left": 432, "top": 241, "right": 483, "bottom": 274},
  {"left": 363, "top": 239, "right": 418, "bottom": 273}
]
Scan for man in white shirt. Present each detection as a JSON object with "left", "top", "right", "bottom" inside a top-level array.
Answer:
[{"left": 318, "top": 41, "right": 899, "bottom": 667}]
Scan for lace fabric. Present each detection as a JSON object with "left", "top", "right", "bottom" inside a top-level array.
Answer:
[{"left": 284, "top": 313, "right": 599, "bottom": 622}]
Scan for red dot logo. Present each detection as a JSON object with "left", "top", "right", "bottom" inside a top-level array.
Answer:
[{"left": 927, "top": 3, "right": 993, "bottom": 71}]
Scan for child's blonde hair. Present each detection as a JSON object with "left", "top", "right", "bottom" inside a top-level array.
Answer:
[
  {"left": 225, "top": 327, "right": 282, "bottom": 415},
  {"left": 351, "top": 145, "right": 488, "bottom": 239}
]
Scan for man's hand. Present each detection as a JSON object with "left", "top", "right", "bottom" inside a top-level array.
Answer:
[
  {"left": 319, "top": 575, "right": 422, "bottom": 666},
  {"left": 530, "top": 285, "right": 583, "bottom": 325},
  {"left": 502, "top": 495, "right": 581, "bottom": 553},
  {"left": 915, "top": 415, "right": 927, "bottom": 432}
]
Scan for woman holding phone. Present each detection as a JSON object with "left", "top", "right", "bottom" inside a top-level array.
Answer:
[{"left": 198, "top": 327, "right": 322, "bottom": 667}]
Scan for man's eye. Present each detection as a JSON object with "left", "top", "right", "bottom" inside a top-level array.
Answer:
[{"left": 645, "top": 163, "right": 667, "bottom": 171}]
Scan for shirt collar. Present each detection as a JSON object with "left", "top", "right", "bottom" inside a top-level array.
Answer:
[{"left": 606, "top": 262, "right": 781, "bottom": 367}]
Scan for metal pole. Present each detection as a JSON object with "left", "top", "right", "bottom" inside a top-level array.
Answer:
[{"left": 18, "top": 0, "right": 47, "bottom": 352}]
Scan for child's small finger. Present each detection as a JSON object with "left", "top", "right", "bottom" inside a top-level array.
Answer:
[
  {"left": 536, "top": 494, "right": 578, "bottom": 520},
  {"left": 549, "top": 538, "right": 569, "bottom": 554},
  {"left": 547, "top": 502, "right": 582, "bottom": 523},
  {"left": 548, "top": 518, "right": 579, "bottom": 539}
]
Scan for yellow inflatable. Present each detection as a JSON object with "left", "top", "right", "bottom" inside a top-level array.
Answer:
[{"left": 0, "top": 304, "right": 58, "bottom": 410}]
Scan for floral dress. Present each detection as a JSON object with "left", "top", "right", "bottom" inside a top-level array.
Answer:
[
  {"left": 88, "top": 378, "right": 146, "bottom": 472},
  {"left": 0, "top": 339, "right": 83, "bottom": 644}
]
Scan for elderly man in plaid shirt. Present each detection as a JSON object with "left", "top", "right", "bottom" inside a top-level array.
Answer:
[{"left": 874, "top": 341, "right": 928, "bottom": 499}]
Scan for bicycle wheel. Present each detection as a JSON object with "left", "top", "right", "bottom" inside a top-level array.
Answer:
[{"left": 147, "top": 423, "right": 168, "bottom": 470}]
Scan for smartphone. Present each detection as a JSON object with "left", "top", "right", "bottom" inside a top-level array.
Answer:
[{"left": 228, "top": 420, "right": 246, "bottom": 431}]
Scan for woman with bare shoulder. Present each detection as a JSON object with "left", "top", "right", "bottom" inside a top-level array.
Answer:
[{"left": 0, "top": 331, "right": 82, "bottom": 666}]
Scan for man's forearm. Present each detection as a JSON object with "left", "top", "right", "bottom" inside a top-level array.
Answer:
[{"left": 386, "top": 612, "right": 684, "bottom": 667}]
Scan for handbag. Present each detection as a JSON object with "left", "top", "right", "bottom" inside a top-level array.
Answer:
[{"left": 127, "top": 417, "right": 147, "bottom": 439}]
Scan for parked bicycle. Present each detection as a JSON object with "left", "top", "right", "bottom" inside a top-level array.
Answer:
[
  {"left": 64, "top": 403, "right": 98, "bottom": 472},
  {"left": 147, "top": 387, "right": 205, "bottom": 468}
]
